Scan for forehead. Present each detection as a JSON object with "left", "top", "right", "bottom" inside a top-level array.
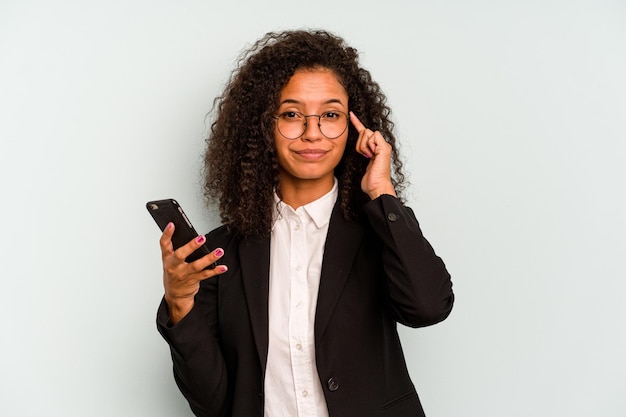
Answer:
[{"left": 279, "top": 68, "right": 348, "bottom": 104}]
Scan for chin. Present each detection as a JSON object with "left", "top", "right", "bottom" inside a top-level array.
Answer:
[{"left": 282, "top": 167, "right": 334, "bottom": 182}]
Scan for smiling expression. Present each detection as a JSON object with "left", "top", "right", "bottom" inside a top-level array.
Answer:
[{"left": 273, "top": 68, "right": 349, "bottom": 193}]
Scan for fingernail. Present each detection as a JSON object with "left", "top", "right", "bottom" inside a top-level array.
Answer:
[
  {"left": 196, "top": 235, "right": 205, "bottom": 243},
  {"left": 218, "top": 265, "right": 228, "bottom": 273},
  {"left": 214, "top": 248, "right": 223, "bottom": 257},
  {"left": 166, "top": 222, "right": 174, "bottom": 229}
]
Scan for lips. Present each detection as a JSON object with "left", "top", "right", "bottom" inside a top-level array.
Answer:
[{"left": 293, "top": 149, "right": 329, "bottom": 160}]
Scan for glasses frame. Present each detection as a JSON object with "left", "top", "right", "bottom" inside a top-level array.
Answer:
[{"left": 273, "top": 110, "right": 349, "bottom": 140}]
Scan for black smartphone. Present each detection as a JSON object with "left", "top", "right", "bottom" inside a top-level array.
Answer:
[{"left": 146, "top": 198, "right": 212, "bottom": 263}]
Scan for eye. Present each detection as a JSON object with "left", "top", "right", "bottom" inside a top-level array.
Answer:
[
  {"left": 322, "top": 111, "right": 342, "bottom": 120},
  {"left": 279, "top": 111, "right": 302, "bottom": 121}
]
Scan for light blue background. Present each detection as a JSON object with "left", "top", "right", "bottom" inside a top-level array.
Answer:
[{"left": 1, "top": 1, "right": 625, "bottom": 416}]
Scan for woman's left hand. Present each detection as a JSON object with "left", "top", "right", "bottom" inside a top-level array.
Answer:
[{"left": 350, "top": 111, "right": 397, "bottom": 200}]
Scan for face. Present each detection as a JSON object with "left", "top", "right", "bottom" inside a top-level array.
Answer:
[{"left": 273, "top": 68, "right": 349, "bottom": 191}]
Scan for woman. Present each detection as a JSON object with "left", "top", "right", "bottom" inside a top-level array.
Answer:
[{"left": 156, "top": 29, "right": 454, "bottom": 417}]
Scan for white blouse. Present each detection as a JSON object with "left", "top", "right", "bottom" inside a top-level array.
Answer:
[{"left": 264, "top": 181, "right": 337, "bottom": 417}]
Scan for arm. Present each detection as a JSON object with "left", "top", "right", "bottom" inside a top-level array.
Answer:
[
  {"left": 157, "top": 292, "right": 230, "bottom": 417},
  {"left": 363, "top": 194, "right": 454, "bottom": 327},
  {"left": 156, "top": 224, "right": 231, "bottom": 417},
  {"left": 350, "top": 112, "right": 454, "bottom": 327}
]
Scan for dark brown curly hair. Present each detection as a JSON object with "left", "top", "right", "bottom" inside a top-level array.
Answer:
[{"left": 203, "top": 29, "right": 406, "bottom": 237}]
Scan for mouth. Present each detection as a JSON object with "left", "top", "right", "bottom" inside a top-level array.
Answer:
[{"left": 293, "top": 149, "right": 329, "bottom": 160}]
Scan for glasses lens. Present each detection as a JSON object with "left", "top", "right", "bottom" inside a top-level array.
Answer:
[
  {"left": 319, "top": 111, "right": 348, "bottom": 139},
  {"left": 277, "top": 112, "right": 305, "bottom": 139}
]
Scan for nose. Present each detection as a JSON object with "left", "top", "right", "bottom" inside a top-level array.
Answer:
[{"left": 302, "top": 115, "right": 323, "bottom": 141}]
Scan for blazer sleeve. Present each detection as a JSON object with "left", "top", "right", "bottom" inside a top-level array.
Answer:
[
  {"left": 362, "top": 194, "right": 454, "bottom": 327},
  {"left": 156, "top": 268, "right": 229, "bottom": 417}
]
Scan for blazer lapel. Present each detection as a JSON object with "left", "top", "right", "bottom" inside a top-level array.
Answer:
[
  {"left": 239, "top": 237, "right": 270, "bottom": 372},
  {"left": 315, "top": 205, "right": 365, "bottom": 346}
]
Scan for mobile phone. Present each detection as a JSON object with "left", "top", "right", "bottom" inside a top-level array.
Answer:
[{"left": 146, "top": 199, "right": 212, "bottom": 264}]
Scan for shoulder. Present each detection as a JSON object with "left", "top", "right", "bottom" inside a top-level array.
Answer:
[
  {"left": 207, "top": 224, "right": 231, "bottom": 239},
  {"left": 206, "top": 224, "right": 239, "bottom": 247},
  {"left": 206, "top": 224, "right": 267, "bottom": 251}
]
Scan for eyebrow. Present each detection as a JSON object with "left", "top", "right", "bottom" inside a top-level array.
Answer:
[{"left": 279, "top": 98, "right": 346, "bottom": 106}]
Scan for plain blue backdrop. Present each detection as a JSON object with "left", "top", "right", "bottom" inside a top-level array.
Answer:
[{"left": 1, "top": 1, "right": 625, "bottom": 416}]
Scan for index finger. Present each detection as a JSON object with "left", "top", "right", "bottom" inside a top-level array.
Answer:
[{"left": 349, "top": 111, "right": 367, "bottom": 133}]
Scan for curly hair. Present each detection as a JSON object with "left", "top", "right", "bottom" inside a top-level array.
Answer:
[{"left": 203, "top": 29, "right": 406, "bottom": 237}]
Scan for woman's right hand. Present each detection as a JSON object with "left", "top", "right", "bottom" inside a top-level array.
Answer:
[{"left": 160, "top": 222, "right": 227, "bottom": 324}]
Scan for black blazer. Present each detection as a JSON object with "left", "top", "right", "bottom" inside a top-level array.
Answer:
[{"left": 157, "top": 195, "right": 454, "bottom": 417}]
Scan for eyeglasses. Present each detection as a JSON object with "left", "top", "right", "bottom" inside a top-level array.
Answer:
[{"left": 274, "top": 110, "right": 349, "bottom": 140}]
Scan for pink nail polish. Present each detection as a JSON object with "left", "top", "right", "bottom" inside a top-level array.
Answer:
[
  {"left": 214, "top": 248, "right": 223, "bottom": 257},
  {"left": 196, "top": 235, "right": 205, "bottom": 243},
  {"left": 219, "top": 265, "right": 228, "bottom": 273}
]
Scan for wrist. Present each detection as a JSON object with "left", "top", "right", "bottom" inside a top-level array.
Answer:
[
  {"left": 367, "top": 186, "right": 397, "bottom": 200},
  {"left": 165, "top": 295, "right": 195, "bottom": 325}
]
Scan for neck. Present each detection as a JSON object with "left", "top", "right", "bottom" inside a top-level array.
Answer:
[{"left": 278, "top": 176, "right": 335, "bottom": 209}]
